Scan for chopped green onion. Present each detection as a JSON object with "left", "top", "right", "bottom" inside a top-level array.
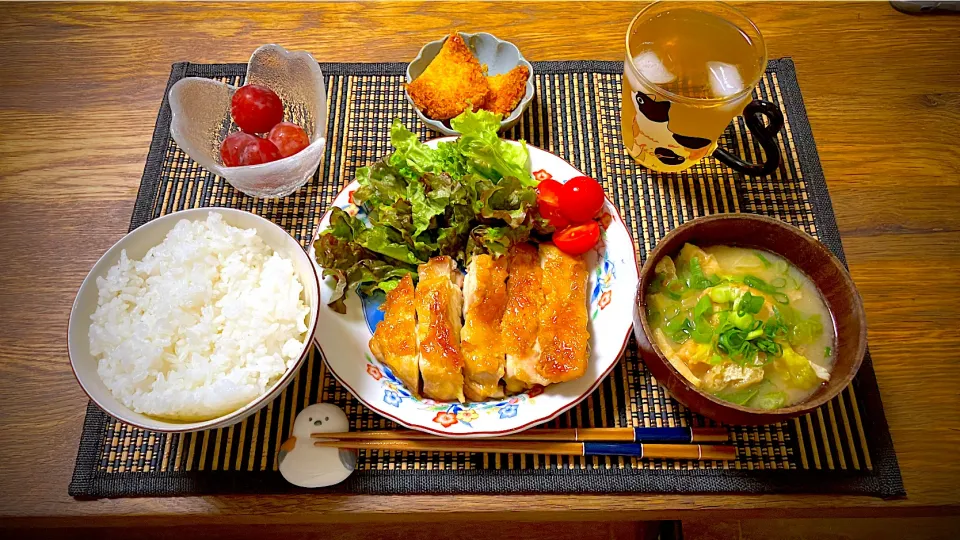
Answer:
[
  {"left": 763, "top": 317, "right": 789, "bottom": 340},
  {"left": 824, "top": 346, "right": 832, "bottom": 358},
  {"left": 708, "top": 284, "right": 736, "bottom": 303},
  {"left": 668, "top": 318, "right": 694, "bottom": 343},
  {"left": 738, "top": 291, "right": 765, "bottom": 315},
  {"left": 687, "top": 257, "right": 720, "bottom": 290},
  {"left": 662, "top": 279, "right": 685, "bottom": 300},
  {"left": 730, "top": 311, "right": 753, "bottom": 330},
  {"left": 755, "top": 251, "right": 772, "bottom": 268},
  {"left": 694, "top": 295, "right": 713, "bottom": 320},
  {"left": 771, "top": 277, "right": 787, "bottom": 288},
  {"left": 755, "top": 338, "right": 783, "bottom": 357},
  {"left": 743, "top": 274, "right": 768, "bottom": 290},
  {"left": 710, "top": 354, "right": 723, "bottom": 365},
  {"left": 745, "top": 328, "right": 764, "bottom": 340},
  {"left": 743, "top": 275, "right": 789, "bottom": 304},
  {"left": 691, "top": 320, "right": 714, "bottom": 344},
  {"left": 665, "top": 315, "right": 688, "bottom": 333}
]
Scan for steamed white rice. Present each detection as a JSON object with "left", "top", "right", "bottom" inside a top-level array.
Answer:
[{"left": 89, "top": 212, "right": 309, "bottom": 421}]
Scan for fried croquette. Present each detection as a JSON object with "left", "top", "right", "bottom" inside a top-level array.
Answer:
[
  {"left": 405, "top": 33, "right": 491, "bottom": 120},
  {"left": 483, "top": 65, "right": 530, "bottom": 116}
]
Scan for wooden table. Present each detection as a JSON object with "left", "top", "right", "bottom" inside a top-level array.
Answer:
[{"left": 2, "top": 1, "right": 959, "bottom": 530}]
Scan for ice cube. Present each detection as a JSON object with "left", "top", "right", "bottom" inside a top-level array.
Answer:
[
  {"left": 707, "top": 61, "right": 744, "bottom": 98},
  {"left": 633, "top": 51, "right": 676, "bottom": 85}
]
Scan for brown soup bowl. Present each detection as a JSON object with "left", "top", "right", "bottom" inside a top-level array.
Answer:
[{"left": 633, "top": 214, "right": 867, "bottom": 425}]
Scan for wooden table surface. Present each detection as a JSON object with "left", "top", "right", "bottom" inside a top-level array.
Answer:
[{"left": 2, "top": 1, "right": 959, "bottom": 527}]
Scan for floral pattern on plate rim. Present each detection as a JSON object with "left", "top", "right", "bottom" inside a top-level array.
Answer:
[
  {"left": 364, "top": 355, "right": 545, "bottom": 428},
  {"left": 590, "top": 210, "right": 617, "bottom": 320},
  {"left": 324, "top": 156, "right": 628, "bottom": 431}
]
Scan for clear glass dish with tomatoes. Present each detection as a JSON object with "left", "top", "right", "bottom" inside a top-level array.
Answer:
[{"left": 168, "top": 44, "right": 328, "bottom": 198}]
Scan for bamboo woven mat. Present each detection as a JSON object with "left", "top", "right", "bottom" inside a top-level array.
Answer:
[{"left": 70, "top": 59, "right": 903, "bottom": 498}]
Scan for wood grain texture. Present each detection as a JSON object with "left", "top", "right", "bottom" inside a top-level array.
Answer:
[{"left": 1, "top": 0, "right": 959, "bottom": 526}]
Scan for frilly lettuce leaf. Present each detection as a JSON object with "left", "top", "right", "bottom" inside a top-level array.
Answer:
[
  {"left": 451, "top": 109, "right": 534, "bottom": 186},
  {"left": 468, "top": 224, "right": 533, "bottom": 257},
  {"left": 315, "top": 110, "right": 542, "bottom": 312},
  {"left": 477, "top": 175, "right": 538, "bottom": 227}
]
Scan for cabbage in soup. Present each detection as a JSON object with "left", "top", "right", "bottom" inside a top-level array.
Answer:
[{"left": 645, "top": 244, "right": 836, "bottom": 409}]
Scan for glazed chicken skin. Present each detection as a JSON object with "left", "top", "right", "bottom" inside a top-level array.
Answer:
[
  {"left": 501, "top": 243, "right": 550, "bottom": 393},
  {"left": 460, "top": 254, "right": 509, "bottom": 401},
  {"left": 368, "top": 274, "right": 420, "bottom": 395},
  {"left": 536, "top": 244, "right": 590, "bottom": 383},
  {"left": 415, "top": 256, "right": 466, "bottom": 402},
  {"left": 367, "top": 245, "right": 590, "bottom": 402}
]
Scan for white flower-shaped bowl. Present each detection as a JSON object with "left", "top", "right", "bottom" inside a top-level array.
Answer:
[
  {"left": 169, "top": 44, "right": 327, "bottom": 198},
  {"left": 405, "top": 32, "right": 535, "bottom": 136}
]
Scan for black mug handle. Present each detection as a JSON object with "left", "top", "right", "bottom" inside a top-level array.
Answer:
[{"left": 712, "top": 99, "right": 784, "bottom": 177}]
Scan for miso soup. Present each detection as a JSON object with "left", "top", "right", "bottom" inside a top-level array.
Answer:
[{"left": 645, "top": 244, "right": 836, "bottom": 409}]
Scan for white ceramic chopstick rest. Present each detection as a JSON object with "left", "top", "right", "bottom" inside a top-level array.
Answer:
[{"left": 279, "top": 404, "right": 356, "bottom": 488}]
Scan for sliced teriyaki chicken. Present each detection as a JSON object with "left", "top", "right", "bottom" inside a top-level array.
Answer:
[
  {"left": 501, "top": 243, "right": 550, "bottom": 393},
  {"left": 537, "top": 243, "right": 590, "bottom": 383},
  {"left": 415, "top": 256, "right": 466, "bottom": 402},
  {"left": 460, "top": 254, "right": 508, "bottom": 401},
  {"left": 368, "top": 274, "right": 420, "bottom": 395}
]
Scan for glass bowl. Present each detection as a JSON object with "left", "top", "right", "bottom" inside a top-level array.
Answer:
[{"left": 169, "top": 44, "right": 327, "bottom": 198}]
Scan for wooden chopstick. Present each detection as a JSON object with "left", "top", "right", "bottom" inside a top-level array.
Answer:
[
  {"left": 312, "top": 426, "right": 728, "bottom": 443},
  {"left": 313, "top": 439, "right": 736, "bottom": 461}
]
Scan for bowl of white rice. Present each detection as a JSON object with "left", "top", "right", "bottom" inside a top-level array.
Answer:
[{"left": 68, "top": 208, "right": 320, "bottom": 432}]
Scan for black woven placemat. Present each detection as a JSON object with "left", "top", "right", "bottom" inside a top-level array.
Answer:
[{"left": 70, "top": 59, "right": 904, "bottom": 499}]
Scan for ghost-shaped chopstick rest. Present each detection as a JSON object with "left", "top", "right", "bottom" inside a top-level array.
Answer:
[{"left": 278, "top": 403, "right": 356, "bottom": 488}]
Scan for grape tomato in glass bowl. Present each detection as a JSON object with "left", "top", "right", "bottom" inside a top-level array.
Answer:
[{"left": 169, "top": 44, "right": 328, "bottom": 198}]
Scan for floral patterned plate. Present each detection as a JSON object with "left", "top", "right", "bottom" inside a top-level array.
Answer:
[{"left": 310, "top": 140, "right": 639, "bottom": 437}]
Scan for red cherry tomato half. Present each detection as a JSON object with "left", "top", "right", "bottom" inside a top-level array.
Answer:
[
  {"left": 220, "top": 132, "right": 282, "bottom": 167},
  {"left": 553, "top": 221, "right": 601, "bottom": 255},
  {"left": 267, "top": 122, "right": 310, "bottom": 158},
  {"left": 230, "top": 84, "right": 284, "bottom": 134},
  {"left": 536, "top": 178, "right": 570, "bottom": 229},
  {"left": 559, "top": 175, "right": 605, "bottom": 224}
]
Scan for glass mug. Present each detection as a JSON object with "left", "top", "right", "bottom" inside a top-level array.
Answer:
[{"left": 621, "top": 1, "right": 783, "bottom": 176}]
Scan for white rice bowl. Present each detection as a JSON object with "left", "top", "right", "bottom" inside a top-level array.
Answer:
[{"left": 88, "top": 212, "right": 309, "bottom": 421}]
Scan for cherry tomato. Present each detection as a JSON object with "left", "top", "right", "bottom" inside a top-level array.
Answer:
[
  {"left": 536, "top": 179, "right": 570, "bottom": 229},
  {"left": 559, "top": 175, "right": 605, "bottom": 224},
  {"left": 553, "top": 221, "right": 600, "bottom": 255},
  {"left": 220, "top": 132, "right": 281, "bottom": 167},
  {"left": 230, "top": 84, "right": 284, "bottom": 134},
  {"left": 267, "top": 122, "right": 310, "bottom": 158}
]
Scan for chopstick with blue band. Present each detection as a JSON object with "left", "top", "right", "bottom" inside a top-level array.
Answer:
[
  {"left": 313, "top": 439, "right": 736, "bottom": 461},
  {"left": 317, "top": 426, "right": 728, "bottom": 443}
]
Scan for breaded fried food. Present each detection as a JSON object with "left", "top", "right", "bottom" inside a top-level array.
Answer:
[
  {"left": 406, "top": 33, "right": 491, "bottom": 121},
  {"left": 483, "top": 65, "right": 530, "bottom": 116}
]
